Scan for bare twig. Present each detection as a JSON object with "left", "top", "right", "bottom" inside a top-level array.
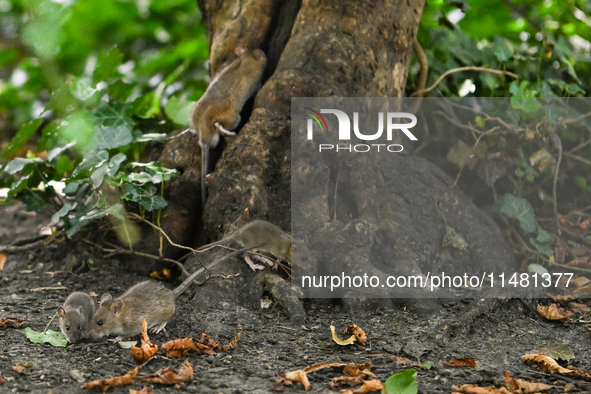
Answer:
[
  {"left": 127, "top": 212, "right": 198, "bottom": 255},
  {"left": 549, "top": 131, "right": 563, "bottom": 234},
  {"left": 412, "top": 37, "right": 428, "bottom": 98},
  {"left": 411, "top": 66, "right": 518, "bottom": 97}
]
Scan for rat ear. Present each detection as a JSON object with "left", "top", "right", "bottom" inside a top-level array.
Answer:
[
  {"left": 111, "top": 299, "right": 124, "bottom": 315},
  {"left": 100, "top": 293, "right": 112, "bottom": 304},
  {"left": 253, "top": 49, "right": 266, "bottom": 60},
  {"left": 77, "top": 305, "right": 84, "bottom": 315},
  {"left": 235, "top": 46, "right": 245, "bottom": 56},
  {"left": 58, "top": 307, "right": 66, "bottom": 319}
]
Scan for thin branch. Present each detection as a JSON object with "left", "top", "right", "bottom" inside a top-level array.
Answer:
[
  {"left": 127, "top": 212, "right": 198, "bottom": 255},
  {"left": 412, "top": 37, "right": 429, "bottom": 98},
  {"left": 549, "top": 131, "right": 563, "bottom": 234},
  {"left": 411, "top": 66, "right": 519, "bottom": 97}
]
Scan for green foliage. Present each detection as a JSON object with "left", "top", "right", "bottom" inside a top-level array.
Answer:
[
  {"left": 24, "top": 327, "right": 68, "bottom": 347},
  {"left": 382, "top": 369, "right": 418, "bottom": 394},
  {"left": 0, "top": 0, "right": 204, "bottom": 235}
]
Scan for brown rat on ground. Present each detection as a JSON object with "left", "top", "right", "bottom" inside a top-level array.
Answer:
[
  {"left": 58, "top": 292, "right": 96, "bottom": 344},
  {"left": 195, "top": 220, "right": 317, "bottom": 274},
  {"left": 190, "top": 47, "right": 267, "bottom": 211},
  {"left": 85, "top": 247, "right": 250, "bottom": 341}
]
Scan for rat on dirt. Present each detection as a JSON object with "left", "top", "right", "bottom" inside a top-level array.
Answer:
[
  {"left": 190, "top": 47, "right": 267, "bottom": 210},
  {"left": 196, "top": 220, "right": 317, "bottom": 273},
  {"left": 85, "top": 247, "right": 250, "bottom": 341},
  {"left": 58, "top": 292, "right": 96, "bottom": 344}
]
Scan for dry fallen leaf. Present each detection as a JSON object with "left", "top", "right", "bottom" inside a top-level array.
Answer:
[
  {"left": 12, "top": 364, "right": 24, "bottom": 374},
  {"left": 84, "top": 366, "right": 140, "bottom": 391},
  {"left": 537, "top": 303, "right": 573, "bottom": 322},
  {"left": 521, "top": 353, "right": 573, "bottom": 374},
  {"left": 199, "top": 331, "right": 242, "bottom": 351},
  {"left": 0, "top": 377, "right": 5, "bottom": 385},
  {"left": 330, "top": 324, "right": 356, "bottom": 346},
  {"left": 135, "top": 360, "right": 193, "bottom": 385},
  {"left": 0, "top": 254, "right": 6, "bottom": 270},
  {"left": 150, "top": 268, "right": 171, "bottom": 280},
  {"left": 345, "top": 325, "right": 367, "bottom": 345},
  {"left": 129, "top": 387, "right": 154, "bottom": 394},
  {"left": 303, "top": 362, "right": 346, "bottom": 373},
  {"left": 340, "top": 379, "right": 383, "bottom": 394},
  {"left": 162, "top": 338, "right": 200, "bottom": 358},
  {"left": 131, "top": 319, "right": 158, "bottom": 363},
  {"left": 0, "top": 317, "right": 27, "bottom": 328},
  {"left": 560, "top": 217, "right": 590, "bottom": 235},
  {"left": 331, "top": 376, "right": 365, "bottom": 388},
  {"left": 443, "top": 357, "right": 477, "bottom": 368},
  {"left": 503, "top": 370, "right": 553, "bottom": 393},
  {"left": 568, "top": 302, "right": 590, "bottom": 312},
  {"left": 452, "top": 384, "right": 512, "bottom": 393},
  {"left": 343, "top": 362, "right": 376, "bottom": 378},
  {"left": 279, "top": 369, "right": 311, "bottom": 391}
]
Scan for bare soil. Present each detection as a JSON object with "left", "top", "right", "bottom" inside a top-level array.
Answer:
[{"left": 1, "top": 202, "right": 591, "bottom": 394}]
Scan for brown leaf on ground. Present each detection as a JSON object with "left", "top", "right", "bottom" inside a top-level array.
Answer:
[
  {"left": 340, "top": 379, "right": 383, "bottom": 394},
  {"left": 503, "top": 370, "right": 553, "bottom": 393},
  {"left": 161, "top": 338, "right": 200, "bottom": 358},
  {"left": 452, "top": 384, "right": 512, "bottom": 393},
  {"left": 521, "top": 353, "right": 573, "bottom": 374},
  {"left": 568, "top": 302, "right": 590, "bottom": 312},
  {"left": 554, "top": 243, "right": 567, "bottom": 263},
  {"left": 84, "top": 366, "right": 140, "bottom": 391},
  {"left": 567, "top": 257, "right": 591, "bottom": 269},
  {"left": 150, "top": 268, "right": 171, "bottom": 280},
  {"left": 544, "top": 292, "right": 575, "bottom": 303},
  {"left": 278, "top": 369, "right": 311, "bottom": 391},
  {"left": 0, "top": 317, "right": 27, "bottom": 328},
  {"left": 537, "top": 303, "right": 573, "bottom": 322},
  {"left": 131, "top": 319, "right": 158, "bottom": 363},
  {"left": 330, "top": 324, "right": 356, "bottom": 346},
  {"left": 560, "top": 217, "right": 590, "bottom": 235},
  {"left": 0, "top": 377, "right": 5, "bottom": 385},
  {"left": 570, "top": 276, "right": 591, "bottom": 288},
  {"left": 0, "top": 254, "right": 6, "bottom": 270},
  {"left": 331, "top": 376, "right": 365, "bottom": 388},
  {"left": 345, "top": 325, "right": 367, "bottom": 345},
  {"left": 199, "top": 331, "right": 242, "bottom": 351},
  {"left": 129, "top": 387, "right": 154, "bottom": 394},
  {"left": 566, "top": 365, "right": 591, "bottom": 381},
  {"left": 443, "top": 357, "right": 477, "bottom": 368},
  {"left": 303, "top": 362, "right": 346, "bottom": 373},
  {"left": 11, "top": 364, "right": 26, "bottom": 374},
  {"left": 573, "top": 283, "right": 591, "bottom": 296},
  {"left": 343, "top": 362, "right": 376, "bottom": 378},
  {"left": 135, "top": 360, "right": 193, "bottom": 385}
]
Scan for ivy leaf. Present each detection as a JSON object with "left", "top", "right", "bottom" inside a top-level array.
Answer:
[
  {"left": 493, "top": 193, "right": 537, "bottom": 234},
  {"left": 3, "top": 157, "right": 43, "bottom": 174},
  {"left": 25, "top": 327, "right": 68, "bottom": 347},
  {"left": 48, "top": 202, "right": 77, "bottom": 227},
  {"left": 94, "top": 45, "right": 123, "bottom": 82},
  {"left": 383, "top": 369, "right": 418, "bottom": 394},
  {"left": 1, "top": 119, "right": 44, "bottom": 159}
]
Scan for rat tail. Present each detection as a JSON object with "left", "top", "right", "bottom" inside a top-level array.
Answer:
[{"left": 201, "top": 144, "right": 209, "bottom": 212}]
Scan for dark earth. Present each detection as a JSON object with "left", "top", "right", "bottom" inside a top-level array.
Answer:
[{"left": 2, "top": 202, "right": 591, "bottom": 394}]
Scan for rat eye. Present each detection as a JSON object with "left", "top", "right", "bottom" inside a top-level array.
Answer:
[
  {"left": 65, "top": 326, "right": 70, "bottom": 331},
  {"left": 77, "top": 325, "right": 81, "bottom": 330},
  {"left": 97, "top": 320, "right": 103, "bottom": 326}
]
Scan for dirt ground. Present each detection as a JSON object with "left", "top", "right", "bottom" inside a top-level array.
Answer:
[{"left": 2, "top": 202, "right": 591, "bottom": 394}]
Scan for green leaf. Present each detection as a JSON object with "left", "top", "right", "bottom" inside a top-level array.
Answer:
[
  {"left": 108, "top": 153, "right": 127, "bottom": 176},
  {"left": 47, "top": 141, "right": 76, "bottom": 162},
  {"left": 530, "top": 237, "right": 554, "bottom": 257},
  {"left": 1, "top": 119, "right": 44, "bottom": 159},
  {"left": 492, "top": 36, "right": 513, "bottom": 62},
  {"left": 48, "top": 202, "right": 77, "bottom": 227},
  {"left": 94, "top": 46, "right": 123, "bottom": 82},
  {"left": 527, "top": 264, "right": 549, "bottom": 275},
  {"left": 90, "top": 164, "right": 109, "bottom": 189},
  {"left": 25, "top": 327, "right": 68, "bottom": 347},
  {"left": 493, "top": 193, "right": 537, "bottom": 234},
  {"left": 73, "top": 150, "right": 109, "bottom": 176},
  {"left": 536, "top": 227, "right": 554, "bottom": 243},
  {"left": 3, "top": 157, "right": 43, "bottom": 174},
  {"left": 382, "top": 369, "right": 418, "bottom": 394},
  {"left": 164, "top": 96, "right": 195, "bottom": 127}
]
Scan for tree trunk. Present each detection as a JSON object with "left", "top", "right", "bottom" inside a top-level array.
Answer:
[{"left": 150, "top": 0, "right": 516, "bottom": 307}]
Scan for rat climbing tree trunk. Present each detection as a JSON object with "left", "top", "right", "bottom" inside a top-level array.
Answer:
[
  {"left": 198, "top": 0, "right": 425, "bottom": 237},
  {"left": 150, "top": 0, "right": 516, "bottom": 296}
]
